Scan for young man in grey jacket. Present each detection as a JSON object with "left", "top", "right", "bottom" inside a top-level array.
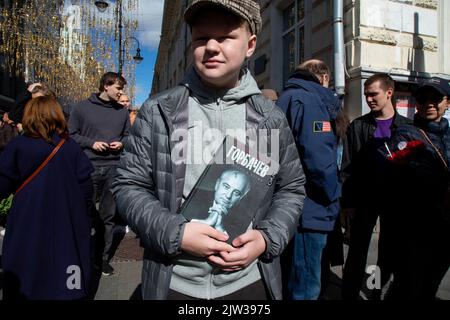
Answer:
[{"left": 111, "top": 0, "right": 305, "bottom": 300}]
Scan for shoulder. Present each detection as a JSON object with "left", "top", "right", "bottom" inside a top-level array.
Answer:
[
  {"left": 348, "top": 114, "right": 366, "bottom": 129},
  {"left": 1, "top": 135, "right": 46, "bottom": 161},
  {"left": 282, "top": 85, "right": 316, "bottom": 102},
  {"left": 6, "top": 134, "right": 33, "bottom": 148},
  {"left": 140, "top": 86, "right": 187, "bottom": 116},
  {"left": 249, "top": 94, "right": 286, "bottom": 122},
  {"left": 359, "top": 113, "right": 374, "bottom": 122},
  {"left": 353, "top": 113, "right": 373, "bottom": 125},
  {"left": 72, "top": 99, "right": 91, "bottom": 111},
  {"left": 393, "top": 113, "right": 413, "bottom": 125},
  {"left": 392, "top": 123, "right": 420, "bottom": 137},
  {"left": 65, "top": 137, "right": 84, "bottom": 150}
]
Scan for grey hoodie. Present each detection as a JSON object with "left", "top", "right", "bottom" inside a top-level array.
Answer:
[{"left": 170, "top": 68, "right": 263, "bottom": 299}]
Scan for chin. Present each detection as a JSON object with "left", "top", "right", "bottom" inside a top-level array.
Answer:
[{"left": 199, "top": 69, "right": 225, "bottom": 80}]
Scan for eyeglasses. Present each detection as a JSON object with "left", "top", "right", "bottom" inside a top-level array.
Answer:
[{"left": 415, "top": 94, "right": 445, "bottom": 105}]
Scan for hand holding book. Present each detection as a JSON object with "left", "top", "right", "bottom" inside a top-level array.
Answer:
[
  {"left": 180, "top": 221, "right": 237, "bottom": 257},
  {"left": 207, "top": 229, "right": 267, "bottom": 271}
]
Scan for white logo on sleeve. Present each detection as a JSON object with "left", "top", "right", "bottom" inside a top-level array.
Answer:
[{"left": 397, "top": 141, "right": 408, "bottom": 150}]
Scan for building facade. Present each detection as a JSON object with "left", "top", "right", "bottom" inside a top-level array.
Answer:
[
  {"left": 0, "top": 0, "right": 140, "bottom": 110},
  {"left": 152, "top": 0, "right": 450, "bottom": 120}
]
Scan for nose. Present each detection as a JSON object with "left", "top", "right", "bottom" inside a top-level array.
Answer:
[
  {"left": 224, "top": 190, "right": 233, "bottom": 199},
  {"left": 205, "top": 38, "right": 220, "bottom": 53}
]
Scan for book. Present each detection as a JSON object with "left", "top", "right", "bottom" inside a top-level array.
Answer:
[{"left": 180, "top": 135, "right": 278, "bottom": 244}]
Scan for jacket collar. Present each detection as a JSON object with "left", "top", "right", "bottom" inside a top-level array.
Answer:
[
  {"left": 157, "top": 86, "right": 190, "bottom": 120},
  {"left": 88, "top": 93, "right": 122, "bottom": 109},
  {"left": 285, "top": 72, "right": 341, "bottom": 120},
  {"left": 157, "top": 86, "right": 271, "bottom": 128},
  {"left": 365, "top": 110, "right": 408, "bottom": 128},
  {"left": 289, "top": 70, "right": 321, "bottom": 85},
  {"left": 414, "top": 114, "right": 449, "bottom": 135}
]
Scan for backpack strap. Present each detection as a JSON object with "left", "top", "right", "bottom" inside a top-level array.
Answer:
[{"left": 418, "top": 129, "right": 448, "bottom": 169}]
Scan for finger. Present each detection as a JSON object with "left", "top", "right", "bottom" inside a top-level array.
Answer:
[
  {"left": 232, "top": 232, "right": 252, "bottom": 247},
  {"left": 222, "top": 268, "right": 242, "bottom": 272},
  {"left": 222, "top": 265, "right": 243, "bottom": 272},
  {"left": 204, "top": 226, "right": 229, "bottom": 242},
  {"left": 208, "top": 254, "right": 239, "bottom": 268},
  {"left": 211, "top": 240, "right": 237, "bottom": 253},
  {"left": 208, "top": 255, "right": 243, "bottom": 270},
  {"left": 220, "top": 248, "right": 247, "bottom": 262}
]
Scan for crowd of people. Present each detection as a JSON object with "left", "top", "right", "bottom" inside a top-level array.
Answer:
[{"left": 0, "top": 0, "right": 449, "bottom": 300}]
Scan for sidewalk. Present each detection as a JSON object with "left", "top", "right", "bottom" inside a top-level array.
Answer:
[
  {"left": 91, "top": 229, "right": 143, "bottom": 300},
  {"left": 322, "top": 229, "right": 450, "bottom": 300},
  {"left": 1, "top": 225, "right": 449, "bottom": 300}
]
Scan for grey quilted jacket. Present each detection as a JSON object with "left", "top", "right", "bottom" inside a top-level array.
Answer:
[{"left": 111, "top": 85, "right": 305, "bottom": 300}]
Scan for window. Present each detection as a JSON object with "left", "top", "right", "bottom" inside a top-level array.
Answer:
[{"left": 283, "top": 0, "right": 305, "bottom": 84}]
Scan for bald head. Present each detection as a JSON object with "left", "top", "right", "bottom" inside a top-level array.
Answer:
[
  {"left": 297, "top": 59, "right": 330, "bottom": 88},
  {"left": 261, "top": 89, "right": 278, "bottom": 102},
  {"left": 214, "top": 170, "right": 251, "bottom": 210}
]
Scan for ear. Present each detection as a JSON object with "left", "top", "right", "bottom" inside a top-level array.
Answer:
[
  {"left": 321, "top": 74, "right": 329, "bottom": 86},
  {"left": 386, "top": 87, "right": 394, "bottom": 99},
  {"left": 246, "top": 35, "right": 257, "bottom": 58}
]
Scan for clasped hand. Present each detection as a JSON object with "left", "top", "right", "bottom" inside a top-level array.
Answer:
[
  {"left": 92, "top": 141, "right": 123, "bottom": 152},
  {"left": 181, "top": 222, "right": 266, "bottom": 272}
]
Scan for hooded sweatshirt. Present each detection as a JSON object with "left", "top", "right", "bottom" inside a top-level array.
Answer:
[
  {"left": 170, "top": 68, "right": 263, "bottom": 299},
  {"left": 68, "top": 93, "right": 130, "bottom": 165}
]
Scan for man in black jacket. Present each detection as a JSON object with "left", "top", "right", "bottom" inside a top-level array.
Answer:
[
  {"left": 68, "top": 72, "right": 130, "bottom": 276},
  {"left": 340, "top": 73, "right": 411, "bottom": 300}
]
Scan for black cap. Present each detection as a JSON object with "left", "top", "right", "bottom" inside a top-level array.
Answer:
[{"left": 415, "top": 77, "right": 450, "bottom": 97}]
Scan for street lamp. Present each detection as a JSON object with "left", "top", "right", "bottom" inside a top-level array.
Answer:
[
  {"left": 126, "top": 36, "right": 144, "bottom": 64},
  {"left": 95, "top": 0, "right": 143, "bottom": 75}
]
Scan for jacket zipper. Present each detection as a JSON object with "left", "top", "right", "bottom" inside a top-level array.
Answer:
[{"left": 217, "top": 98, "right": 222, "bottom": 133}]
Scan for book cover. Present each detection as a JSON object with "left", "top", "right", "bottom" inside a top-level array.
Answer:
[{"left": 180, "top": 136, "right": 278, "bottom": 244}]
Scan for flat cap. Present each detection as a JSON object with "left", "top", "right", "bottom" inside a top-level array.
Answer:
[{"left": 184, "top": 0, "right": 262, "bottom": 35}]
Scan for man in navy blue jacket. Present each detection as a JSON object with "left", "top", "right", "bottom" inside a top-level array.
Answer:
[{"left": 277, "top": 60, "right": 341, "bottom": 299}]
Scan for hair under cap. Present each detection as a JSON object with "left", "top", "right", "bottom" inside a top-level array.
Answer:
[{"left": 184, "top": 0, "right": 262, "bottom": 35}]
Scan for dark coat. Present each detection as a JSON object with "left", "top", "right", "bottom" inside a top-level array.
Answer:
[
  {"left": 111, "top": 85, "right": 306, "bottom": 300},
  {"left": 0, "top": 134, "right": 94, "bottom": 300},
  {"left": 386, "top": 116, "right": 450, "bottom": 299},
  {"left": 389, "top": 115, "right": 450, "bottom": 225},
  {"left": 8, "top": 90, "right": 32, "bottom": 124},
  {"left": 340, "top": 111, "right": 412, "bottom": 209},
  {"left": 277, "top": 71, "right": 341, "bottom": 231}
]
